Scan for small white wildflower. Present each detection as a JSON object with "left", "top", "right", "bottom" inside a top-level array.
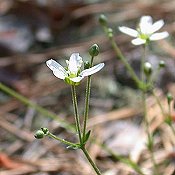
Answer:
[
  {"left": 119, "top": 16, "right": 169, "bottom": 45},
  {"left": 46, "top": 53, "right": 104, "bottom": 85}
]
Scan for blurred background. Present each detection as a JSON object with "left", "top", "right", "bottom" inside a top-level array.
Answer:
[{"left": 0, "top": 0, "right": 175, "bottom": 174}]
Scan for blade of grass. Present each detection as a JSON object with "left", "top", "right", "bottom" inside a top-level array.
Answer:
[{"left": 0, "top": 82, "right": 75, "bottom": 132}]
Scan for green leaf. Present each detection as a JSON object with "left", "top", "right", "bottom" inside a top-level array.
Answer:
[{"left": 83, "top": 130, "right": 91, "bottom": 144}]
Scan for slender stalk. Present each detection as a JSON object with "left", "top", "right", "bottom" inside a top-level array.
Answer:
[
  {"left": 152, "top": 90, "right": 166, "bottom": 117},
  {"left": 111, "top": 38, "right": 141, "bottom": 87},
  {"left": 167, "top": 101, "right": 175, "bottom": 136},
  {"left": 0, "top": 83, "right": 74, "bottom": 132},
  {"left": 102, "top": 26, "right": 142, "bottom": 89},
  {"left": 141, "top": 45, "right": 158, "bottom": 175},
  {"left": 71, "top": 79, "right": 101, "bottom": 175},
  {"left": 141, "top": 89, "right": 156, "bottom": 172},
  {"left": 71, "top": 85, "right": 82, "bottom": 144},
  {"left": 152, "top": 90, "right": 175, "bottom": 136},
  {"left": 82, "top": 76, "right": 91, "bottom": 140},
  {"left": 48, "top": 132, "right": 78, "bottom": 147},
  {"left": 143, "top": 86, "right": 158, "bottom": 175},
  {"left": 141, "top": 44, "right": 146, "bottom": 83},
  {"left": 82, "top": 56, "right": 94, "bottom": 141},
  {"left": 81, "top": 146, "right": 101, "bottom": 175}
]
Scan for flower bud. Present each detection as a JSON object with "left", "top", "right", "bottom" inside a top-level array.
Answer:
[
  {"left": 89, "top": 44, "right": 99, "bottom": 57},
  {"left": 41, "top": 127, "right": 49, "bottom": 135},
  {"left": 84, "top": 61, "right": 90, "bottom": 69},
  {"left": 144, "top": 62, "right": 152, "bottom": 76},
  {"left": 34, "top": 130, "right": 45, "bottom": 139},
  {"left": 167, "top": 92, "right": 173, "bottom": 105},
  {"left": 99, "top": 14, "right": 107, "bottom": 26},
  {"left": 159, "top": 60, "right": 165, "bottom": 68},
  {"left": 107, "top": 28, "right": 113, "bottom": 38}
]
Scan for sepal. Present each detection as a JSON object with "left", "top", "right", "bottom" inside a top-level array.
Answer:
[
  {"left": 66, "top": 144, "right": 81, "bottom": 150},
  {"left": 64, "top": 77, "right": 80, "bottom": 86}
]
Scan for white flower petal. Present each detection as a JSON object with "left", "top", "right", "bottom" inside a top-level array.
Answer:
[
  {"left": 80, "top": 63, "right": 105, "bottom": 77},
  {"left": 70, "top": 76, "right": 84, "bottom": 82},
  {"left": 53, "top": 70, "right": 66, "bottom": 79},
  {"left": 140, "top": 16, "right": 153, "bottom": 25},
  {"left": 46, "top": 59, "right": 67, "bottom": 74},
  {"left": 131, "top": 38, "right": 146, "bottom": 45},
  {"left": 150, "top": 32, "right": 169, "bottom": 41},
  {"left": 119, "top": 26, "right": 138, "bottom": 37},
  {"left": 46, "top": 59, "right": 67, "bottom": 79},
  {"left": 151, "top": 20, "right": 164, "bottom": 33},
  {"left": 68, "top": 53, "right": 83, "bottom": 74},
  {"left": 139, "top": 16, "right": 153, "bottom": 34}
]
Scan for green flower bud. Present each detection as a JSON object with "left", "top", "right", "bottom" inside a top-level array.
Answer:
[
  {"left": 34, "top": 130, "right": 45, "bottom": 139},
  {"left": 159, "top": 60, "right": 165, "bottom": 68},
  {"left": 84, "top": 61, "right": 90, "bottom": 69},
  {"left": 107, "top": 28, "right": 113, "bottom": 38},
  {"left": 167, "top": 92, "right": 173, "bottom": 105},
  {"left": 144, "top": 62, "right": 152, "bottom": 76},
  {"left": 99, "top": 14, "right": 107, "bottom": 26},
  {"left": 41, "top": 127, "right": 49, "bottom": 135},
  {"left": 89, "top": 44, "right": 99, "bottom": 57}
]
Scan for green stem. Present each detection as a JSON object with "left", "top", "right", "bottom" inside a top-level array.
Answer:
[
  {"left": 103, "top": 26, "right": 142, "bottom": 89},
  {"left": 152, "top": 90, "right": 175, "bottom": 136},
  {"left": 81, "top": 146, "right": 101, "bottom": 175},
  {"left": 111, "top": 38, "right": 141, "bottom": 87},
  {"left": 71, "top": 85, "right": 82, "bottom": 144},
  {"left": 141, "top": 45, "right": 158, "bottom": 175},
  {"left": 48, "top": 132, "right": 78, "bottom": 147},
  {"left": 143, "top": 85, "right": 158, "bottom": 175},
  {"left": 167, "top": 102, "right": 175, "bottom": 136},
  {"left": 0, "top": 83, "right": 74, "bottom": 132},
  {"left": 141, "top": 44, "right": 146, "bottom": 83},
  {"left": 82, "top": 56, "right": 94, "bottom": 141},
  {"left": 82, "top": 76, "right": 91, "bottom": 141},
  {"left": 152, "top": 90, "right": 166, "bottom": 117}
]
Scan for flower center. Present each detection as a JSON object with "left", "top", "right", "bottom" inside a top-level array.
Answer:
[
  {"left": 139, "top": 33, "right": 149, "bottom": 40},
  {"left": 66, "top": 68, "right": 81, "bottom": 78},
  {"left": 137, "top": 27, "right": 152, "bottom": 41},
  {"left": 69, "top": 72, "right": 77, "bottom": 78}
]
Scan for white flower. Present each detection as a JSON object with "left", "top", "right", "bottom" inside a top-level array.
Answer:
[
  {"left": 46, "top": 53, "right": 104, "bottom": 85},
  {"left": 119, "top": 16, "right": 169, "bottom": 45}
]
